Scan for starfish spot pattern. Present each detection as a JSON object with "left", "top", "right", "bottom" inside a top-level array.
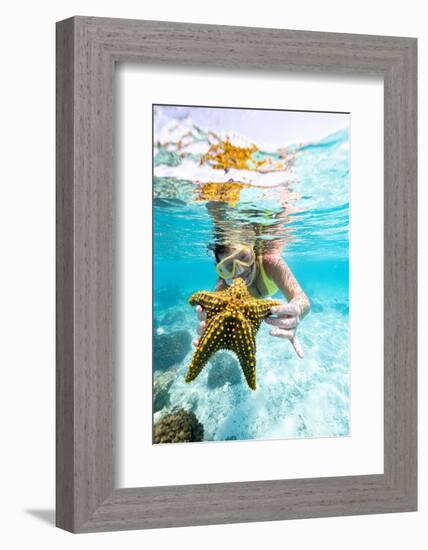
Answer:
[{"left": 186, "top": 278, "right": 282, "bottom": 390}]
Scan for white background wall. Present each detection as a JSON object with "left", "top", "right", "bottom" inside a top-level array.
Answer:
[{"left": 0, "top": 1, "right": 425, "bottom": 548}]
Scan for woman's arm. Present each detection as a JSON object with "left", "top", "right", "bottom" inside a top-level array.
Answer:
[
  {"left": 261, "top": 255, "right": 309, "bottom": 358},
  {"left": 263, "top": 255, "right": 310, "bottom": 317}
]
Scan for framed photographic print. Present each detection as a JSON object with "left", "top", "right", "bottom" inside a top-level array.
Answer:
[
  {"left": 56, "top": 17, "right": 417, "bottom": 532},
  {"left": 151, "top": 103, "right": 350, "bottom": 445}
]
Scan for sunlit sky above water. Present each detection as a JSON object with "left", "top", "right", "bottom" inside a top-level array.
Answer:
[{"left": 154, "top": 104, "right": 349, "bottom": 150}]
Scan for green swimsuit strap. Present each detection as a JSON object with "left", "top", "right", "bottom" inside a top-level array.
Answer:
[{"left": 257, "top": 255, "right": 279, "bottom": 297}]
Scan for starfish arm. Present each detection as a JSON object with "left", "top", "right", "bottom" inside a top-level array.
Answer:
[
  {"left": 261, "top": 298, "right": 283, "bottom": 310},
  {"left": 244, "top": 298, "right": 283, "bottom": 327},
  {"left": 229, "top": 315, "right": 258, "bottom": 390},
  {"left": 185, "top": 311, "right": 229, "bottom": 383},
  {"left": 188, "top": 290, "right": 228, "bottom": 318},
  {"left": 186, "top": 278, "right": 283, "bottom": 390}
]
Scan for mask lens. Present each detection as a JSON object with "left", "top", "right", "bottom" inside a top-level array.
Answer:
[
  {"left": 215, "top": 246, "right": 255, "bottom": 279},
  {"left": 236, "top": 250, "right": 251, "bottom": 263},
  {"left": 223, "top": 259, "right": 235, "bottom": 274},
  {"left": 216, "top": 260, "right": 234, "bottom": 279}
]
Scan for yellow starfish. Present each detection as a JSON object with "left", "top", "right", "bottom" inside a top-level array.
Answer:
[
  {"left": 194, "top": 181, "right": 249, "bottom": 206},
  {"left": 186, "top": 278, "right": 282, "bottom": 390},
  {"left": 200, "top": 140, "right": 258, "bottom": 171},
  {"left": 200, "top": 139, "right": 288, "bottom": 173}
]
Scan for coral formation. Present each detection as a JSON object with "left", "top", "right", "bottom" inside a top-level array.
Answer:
[
  {"left": 186, "top": 277, "right": 282, "bottom": 390},
  {"left": 153, "top": 409, "right": 204, "bottom": 444}
]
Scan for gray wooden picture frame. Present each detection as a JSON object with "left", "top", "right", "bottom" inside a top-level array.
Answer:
[{"left": 56, "top": 16, "right": 417, "bottom": 533}]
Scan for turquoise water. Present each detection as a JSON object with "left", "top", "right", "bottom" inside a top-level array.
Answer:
[{"left": 153, "top": 116, "right": 349, "bottom": 442}]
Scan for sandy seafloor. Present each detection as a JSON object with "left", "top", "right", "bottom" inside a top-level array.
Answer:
[{"left": 154, "top": 272, "right": 349, "bottom": 442}]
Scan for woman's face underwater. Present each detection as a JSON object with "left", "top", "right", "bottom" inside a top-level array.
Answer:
[{"left": 216, "top": 246, "right": 256, "bottom": 286}]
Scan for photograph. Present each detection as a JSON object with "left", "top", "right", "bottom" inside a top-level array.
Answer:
[
  {"left": 152, "top": 104, "right": 350, "bottom": 444},
  {"left": 0, "top": 1, "right": 418, "bottom": 541}
]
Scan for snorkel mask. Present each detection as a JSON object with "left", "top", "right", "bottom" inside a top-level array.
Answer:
[{"left": 215, "top": 245, "right": 256, "bottom": 285}]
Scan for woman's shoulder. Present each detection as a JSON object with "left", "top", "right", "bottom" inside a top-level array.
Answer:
[{"left": 261, "top": 253, "right": 286, "bottom": 270}]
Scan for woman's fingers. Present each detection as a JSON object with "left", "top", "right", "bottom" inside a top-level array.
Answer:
[
  {"left": 196, "top": 305, "right": 206, "bottom": 321},
  {"left": 264, "top": 316, "right": 298, "bottom": 329},
  {"left": 197, "top": 321, "right": 207, "bottom": 335},
  {"left": 268, "top": 302, "right": 304, "bottom": 358},
  {"left": 290, "top": 336, "right": 304, "bottom": 359},
  {"left": 270, "top": 303, "right": 300, "bottom": 317},
  {"left": 269, "top": 327, "right": 295, "bottom": 339},
  {"left": 193, "top": 307, "right": 207, "bottom": 347},
  {"left": 269, "top": 328, "right": 304, "bottom": 358}
]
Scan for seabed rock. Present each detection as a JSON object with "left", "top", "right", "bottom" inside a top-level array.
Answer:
[
  {"left": 207, "top": 352, "right": 242, "bottom": 389},
  {"left": 161, "top": 308, "right": 186, "bottom": 326},
  {"left": 153, "top": 408, "right": 204, "bottom": 444},
  {"left": 153, "top": 370, "right": 176, "bottom": 412},
  {"left": 154, "top": 329, "right": 191, "bottom": 371},
  {"left": 153, "top": 409, "right": 168, "bottom": 425}
]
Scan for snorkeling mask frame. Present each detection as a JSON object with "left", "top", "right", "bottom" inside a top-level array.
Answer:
[{"left": 215, "top": 245, "right": 256, "bottom": 280}]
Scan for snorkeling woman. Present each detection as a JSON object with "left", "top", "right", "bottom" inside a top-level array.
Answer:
[{"left": 193, "top": 243, "right": 310, "bottom": 358}]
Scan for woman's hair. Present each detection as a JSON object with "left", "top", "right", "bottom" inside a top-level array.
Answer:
[
  {"left": 207, "top": 243, "right": 234, "bottom": 263},
  {"left": 207, "top": 242, "right": 260, "bottom": 262}
]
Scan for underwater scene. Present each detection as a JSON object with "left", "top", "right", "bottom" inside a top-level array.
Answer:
[{"left": 152, "top": 105, "right": 350, "bottom": 444}]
